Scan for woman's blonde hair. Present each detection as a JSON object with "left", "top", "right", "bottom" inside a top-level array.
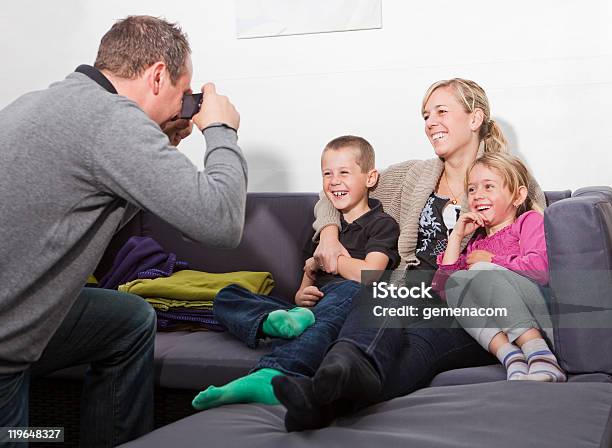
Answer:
[
  {"left": 422, "top": 78, "right": 508, "bottom": 154},
  {"left": 465, "top": 152, "right": 542, "bottom": 216}
]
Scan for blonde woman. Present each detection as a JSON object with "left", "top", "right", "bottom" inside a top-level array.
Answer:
[{"left": 273, "top": 79, "right": 546, "bottom": 431}]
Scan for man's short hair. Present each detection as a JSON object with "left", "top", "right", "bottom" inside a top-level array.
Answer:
[
  {"left": 94, "top": 15, "right": 190, "bottom": 84},
  {"left": 323, "top": 135, "right": 375, "bottom": 173}
]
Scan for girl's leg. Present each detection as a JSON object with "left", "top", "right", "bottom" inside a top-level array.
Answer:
[{"left": 445, "top": 262, "right": 564, "bottom": 381}]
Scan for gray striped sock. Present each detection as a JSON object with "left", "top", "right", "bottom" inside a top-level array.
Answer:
[
  {"left": 521, "top": 338, "right": 567, "bottom": 382},
  {"left": 496, "top": 343, "right": 528, "bottom": 381}
]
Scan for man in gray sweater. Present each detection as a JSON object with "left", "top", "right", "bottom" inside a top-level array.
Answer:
[{"left": 0, "top": 16, "right": 247, "bottom": 447}]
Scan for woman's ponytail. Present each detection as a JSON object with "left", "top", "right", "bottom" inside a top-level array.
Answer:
[{"left": 482, "top": 119, "right": 508, "bottom": 154}]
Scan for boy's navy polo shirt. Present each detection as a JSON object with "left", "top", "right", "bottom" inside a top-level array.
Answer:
[{"left": 313, "top": 198, "right": 400, "bottom": 288}]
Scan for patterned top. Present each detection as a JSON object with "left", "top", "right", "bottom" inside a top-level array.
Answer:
[{"left": 416, "top": 193, "right": 462, "bottom": 270}]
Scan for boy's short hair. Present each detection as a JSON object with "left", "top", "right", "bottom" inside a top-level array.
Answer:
[{"left": 323, "top": 135, "right": 375, "bottom": 173}]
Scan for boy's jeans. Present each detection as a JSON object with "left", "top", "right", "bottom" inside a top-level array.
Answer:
[
  {"left": 0, "top": 287, "right": 156, "bottom": 448},
  {"left": 214, "top": 280, "right": 362, "bottom": 377}
]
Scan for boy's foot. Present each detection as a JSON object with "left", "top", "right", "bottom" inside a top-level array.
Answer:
[
  {"left": 520, "top": 338, "right": 567, "bottom": 382},
  {"left": 272, "top": 375, "right": 340, "bottom": 432},
  {"left": 192, "top": 368, "right": 282, "bottom": 410},
  {"left": 262, "top": 307, "right": 315, "bottom": 339},
  {"left": 313, "top": 341, "right": 382, "bottom": 405}
]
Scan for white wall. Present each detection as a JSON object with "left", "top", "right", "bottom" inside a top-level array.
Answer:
[{"left": 1, "top": 0, "right": 610, "bottom": 192}]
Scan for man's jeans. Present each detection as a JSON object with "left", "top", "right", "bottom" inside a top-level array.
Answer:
[
  {"left": 0, "top": 287, "right": 156, "bottom": 448},
  {"left": 214, "top": 280, "right": 362, "bottom": 377}
]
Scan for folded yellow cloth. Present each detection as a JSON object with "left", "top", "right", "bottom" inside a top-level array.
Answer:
[
  {"left": 146, "top": 298, "right": 214, "bottom": 311},
  {"left": 118, "top": 270, "right": 275, "bottom": 301}
]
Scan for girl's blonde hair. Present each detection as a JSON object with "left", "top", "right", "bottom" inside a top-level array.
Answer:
[
  {"left": 422, "top": 78, "right": 508, "bottom": 154},
  {"left": 465, "top": 153, "right": 542, "bottom": 217}
]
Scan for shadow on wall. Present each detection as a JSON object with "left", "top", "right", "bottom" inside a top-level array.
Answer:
[
  {"left": 495, "top": 117, "right": 533, "bottom": 172},
  {"left": 245, "top": 145, "right": 290, "bottom": 192}
]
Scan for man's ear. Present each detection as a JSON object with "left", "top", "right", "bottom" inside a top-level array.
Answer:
[
  {"left": 366, "top": 169, "right": 379, "bottom": 188},
  {"left": 146, "top": 61, "right": 167, "bottom": 96},
  {"left": 471, "top": 108, "right": 485, "bottom": 132},
  {"left": 514, "top": 185, "right": 528, "bottom": 207}
]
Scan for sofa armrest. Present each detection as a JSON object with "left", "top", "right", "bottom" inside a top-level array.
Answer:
[{"left": 544, "top": 186, "right": 612, "bottom": 374}]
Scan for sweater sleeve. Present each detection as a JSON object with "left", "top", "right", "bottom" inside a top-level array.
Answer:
[
  {"left": 370, "top": 160, "right": 419, "bottom": 224},
  {"left": 91, "top": 101, "right": 248, "bottom": 248},
  {"left": 312, "top": 160, "right": 418, "bottom": 240},
  {"left": 491, "top": 211, "right": 549, "bottom": 285}
]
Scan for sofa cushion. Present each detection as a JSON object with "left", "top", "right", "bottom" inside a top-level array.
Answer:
[
  {"left": 118, "top": 381, "right": 612, "bottom": 448},
  {"left": 545, "top": 186, "right": 612, "bottom": 374}
]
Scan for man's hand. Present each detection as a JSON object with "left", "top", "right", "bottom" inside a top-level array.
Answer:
[
  {"left": 192, "top": 83, "right": 240, "bottom": 131},
  {"left": 161, "top": 118, "right": 193, "bottom": 146},
  {"left": 467, "top": 250, "right": 494, "bottom": 267},
  {"left": 295, "top": 286, "right": 324, "bottom": 308}
]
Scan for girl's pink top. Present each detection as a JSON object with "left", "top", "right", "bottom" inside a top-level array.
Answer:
[{"left": 432, "top": 210, "right": 549, "bottom": 295}]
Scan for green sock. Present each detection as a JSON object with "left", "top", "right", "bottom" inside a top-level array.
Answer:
[
  {"left": 262, "top": 307, "right": 315, "bottom": 339},
  {"left": 192, "top": 368, "right": 283, "bottom": 411}
]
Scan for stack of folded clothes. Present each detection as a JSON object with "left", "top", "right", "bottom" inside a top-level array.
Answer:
[
  {"left": 119, "top": 270, "right": 275, "bottom": 331},
  {"left": 101, "top": 236, "right": 276, "bottom": 332},
  {"left": 98, "top": 236, "right": 189, "bottom": 289}
]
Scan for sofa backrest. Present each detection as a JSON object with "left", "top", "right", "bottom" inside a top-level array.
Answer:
[
  {"left": 96, "top": 193, "right": 318, "bottom": 300},
  {"left": 96, "top": 190, "right": 573, "bottom": 302}
]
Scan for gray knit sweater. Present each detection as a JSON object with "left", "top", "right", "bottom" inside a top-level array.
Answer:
[
  {"left": 0, "top": 72, "right": 248, "bottom": 374},
  {"left": 313, "top": 155, "right": 546, "bottom": 284}
]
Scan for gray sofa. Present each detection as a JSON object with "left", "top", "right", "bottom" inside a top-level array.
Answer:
[{"left": 33, "top": 189, "right": 612, "bottom": 447}]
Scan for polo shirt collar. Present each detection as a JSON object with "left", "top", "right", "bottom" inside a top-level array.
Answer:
[
  {"left": 340, "top": 198, "right": 383, "bottom": 230},
  {"left": 74, "top": 64, "right": 117, "bottom": 94}
]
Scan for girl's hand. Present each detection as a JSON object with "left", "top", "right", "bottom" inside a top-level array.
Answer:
[
  {"left": 453, "top": 212, "right": 486, "bottom": 239},
  {"left": 467, "top": 250, "right": 494, "bottom": 267},
  {"left": 295, "top": 286, "right": 324, "bottom": 307},
  {"left": 313, "top": 227, "right": 350, "bottom": 274}
]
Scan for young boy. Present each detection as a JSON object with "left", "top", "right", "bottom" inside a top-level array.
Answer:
[{"left": 192, "top": 135, "right": 400, "bottom": 410}]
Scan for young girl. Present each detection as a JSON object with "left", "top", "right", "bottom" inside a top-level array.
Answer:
[{"left": 433, "top": 152, "right": 566, "bottom": 382}]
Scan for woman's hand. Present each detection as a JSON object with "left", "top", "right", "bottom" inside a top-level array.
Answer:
[
  {"left": 313, "top": 226, "right": 350, "bottom": 274},
  {"left": 295, "top": 286, "right": 324, "bottom": 307},
  {"left": 453, "top": 212, "right": 486, "bottom": 239},
  {"left": 467, "top": 250, "right": 494, "bottom": 267},
  {"left": 303, "top": 257, "right": 319, "bottom": 281}
]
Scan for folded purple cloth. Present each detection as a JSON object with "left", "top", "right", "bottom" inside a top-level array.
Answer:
[{"left": 98, "top": 236, "right": 188, "bottom": 289}]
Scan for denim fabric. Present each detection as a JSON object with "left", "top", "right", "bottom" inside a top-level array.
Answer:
[
  {"left": 0, "top": 370, "right": 29, "bottom": 447},
  {"left": 0, "top": 288, "right": 156, "bottom": 448},
  {"left": 214, "top": 284, "right": 293, "bottom": 349},
  {"left": 334, "top": 281, "right": 497, "bottom": 402},
  {"left": 214, "top": 281, "right": 362, "bottom": 377},
  {"left": 379, "top": 325, "right": 498, "bottom": 402}
]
